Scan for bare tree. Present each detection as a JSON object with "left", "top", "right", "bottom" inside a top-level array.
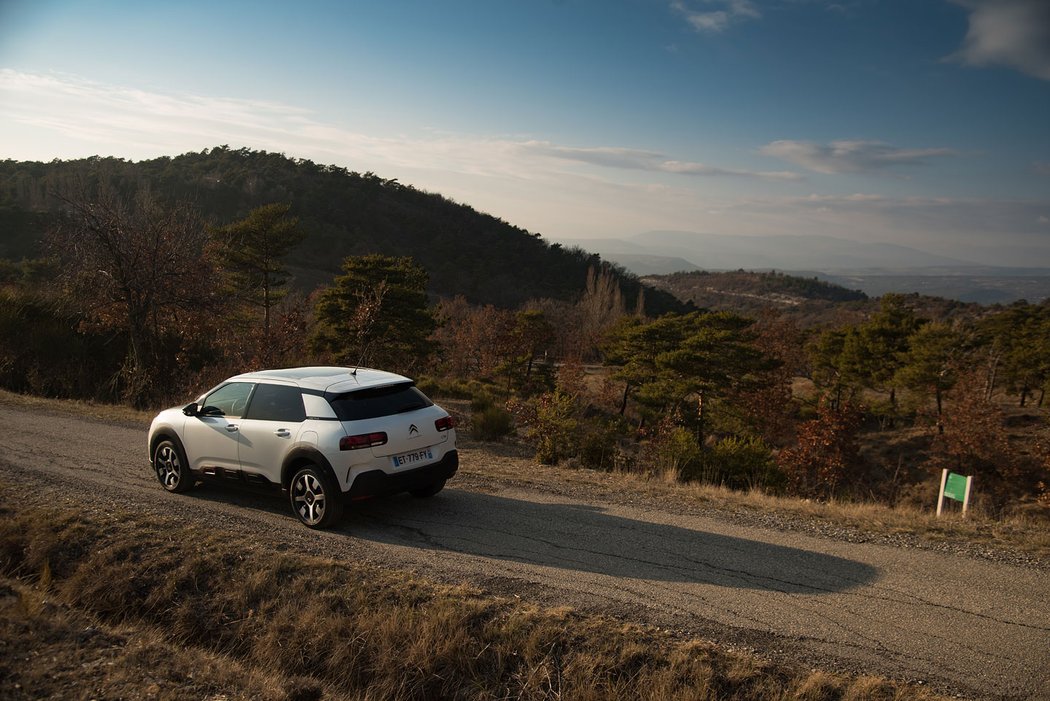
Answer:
[
  {"left": 575, "top": 264, "right": 625, "bottom": 359},
  {"left": 49, "top": 185, "right": 215, "bottom": 405}
]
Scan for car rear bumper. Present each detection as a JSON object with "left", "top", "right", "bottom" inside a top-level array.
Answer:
[{"left": 345, "top": 449, "right": 458, "bottom": 500}]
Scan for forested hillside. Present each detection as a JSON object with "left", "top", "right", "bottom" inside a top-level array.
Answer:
[
  {"left": 644, "top": 270, "right": 986, "bottom": 327},
  {"left": 0, "top": 147, "right": 685, "bottom": 314}
]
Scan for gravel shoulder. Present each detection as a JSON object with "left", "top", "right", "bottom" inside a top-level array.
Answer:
[{"left": 1, "top": 403, "right": 1048, "bottom": 700}]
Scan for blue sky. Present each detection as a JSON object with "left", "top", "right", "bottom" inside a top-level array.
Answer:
[{"left": 1, "top": 0, "right": 1048, "bottom": 266}]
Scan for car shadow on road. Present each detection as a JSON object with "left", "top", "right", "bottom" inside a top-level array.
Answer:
[{"left": 341, "top": 489, "right": 879, "bottom": 594}]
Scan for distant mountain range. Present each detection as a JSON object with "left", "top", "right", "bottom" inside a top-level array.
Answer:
[
  {"left": 559, "top": 231, "right": 1050, "bottom": 304},
  {"left": 561, "top": 231, "right": 977, "bottom": 271}
]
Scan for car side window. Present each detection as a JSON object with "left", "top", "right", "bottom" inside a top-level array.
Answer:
[
  {"left": 201, "top": 382, "right": 254, "bottom": 418},
  {"left": 244, "top": 383, "right": 306, "bottom": 422}
]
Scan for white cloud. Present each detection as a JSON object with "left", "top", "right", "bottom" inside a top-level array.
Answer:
[
  {"left": 760, "top": 139, "right": 956, "bottom": 174},
  {"left": 798, "top": 193, "right": 886, "bottom": 203},
  {"left": 0, "top": 70, "right": 802, "bottom": 185},
  {"left": 521, "top": 141, "right": 801, "bottom": 180},
  {"left": 517, "top": 142, "right": 666, "bottom": 170},
  {"left": 948, "top": 0, "right": 1050, "bottom": 81},
  {"left": 671, "top": 0, "right": 761, "bottom": 34}
]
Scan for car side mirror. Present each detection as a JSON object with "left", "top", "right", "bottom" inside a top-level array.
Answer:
[{"left": 182, "top": 402, "right": 199, "bottom": 417}]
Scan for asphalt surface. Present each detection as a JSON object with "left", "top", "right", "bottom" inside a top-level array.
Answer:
[{"left": 1, "top": 404, "right": 1047, "bottom": 700}]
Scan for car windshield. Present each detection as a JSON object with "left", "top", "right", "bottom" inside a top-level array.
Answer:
[{"left": 327, "top": 382, "right": 433, "bottom": 421}]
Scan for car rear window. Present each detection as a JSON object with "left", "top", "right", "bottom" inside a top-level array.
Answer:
[{"left": 327, "top": 382, "right": 433, "bottom": 421}]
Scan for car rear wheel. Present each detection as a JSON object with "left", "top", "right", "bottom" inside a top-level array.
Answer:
[
  {"left": 409, "top": 478, "right": 446, "bottom": 498},
  {"left": 289, "top": 465, "right": 343, "bottom": 529},
  {"left": 153, "top": 439, "right": 194, "bottom": 493}
]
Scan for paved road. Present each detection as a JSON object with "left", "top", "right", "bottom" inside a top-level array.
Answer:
[{"left": 1, "top": 404, "right": 1047, "bottom": 700}]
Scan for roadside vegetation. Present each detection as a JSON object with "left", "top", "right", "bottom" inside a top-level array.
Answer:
[
  {"left": 0, "top": 484, "right": 952, "bottom": 701},
  {"left": 0, "top": 151, "right": 1048, "bottom": 525},
  {"left": 2, "top": 387, "right": 1046, "bottom": 561}
]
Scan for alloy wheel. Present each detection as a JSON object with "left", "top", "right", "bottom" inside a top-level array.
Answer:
[
  {"left": 156, "top": 443, "right": 183, "bottom": 491},
  {"left": 292, "top": 471, "right": 327, "bottom": 526}
]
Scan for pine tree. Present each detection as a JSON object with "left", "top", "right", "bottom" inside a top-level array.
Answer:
[{"left": 311, "top": 255, "right": 435, "bottom": 373}]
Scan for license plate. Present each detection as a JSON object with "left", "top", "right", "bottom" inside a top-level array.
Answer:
[{"left": 391, "top": 447, "right": 434, "bottom": 468}]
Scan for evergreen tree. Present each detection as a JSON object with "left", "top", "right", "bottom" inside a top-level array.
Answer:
[
  {"left": 810, "top": 294, "right": 922, "bottom": 419},
  {"left": 604, "top": 311, "right": 768, "bottom": 441},
  {"left": 311, "top": 255, "right": 435, "bottom": 373},
  {"left": 895, "top": 322, "right": 963, "bottom": 421},
  {"left": 850, "top": 294, "right": 923, "bottom": 412},
  {"left": 978, "top": 303, "right": 1050, "bottom": 407},
  {"left": 209, "top": 203, "right": 305, "bottom": 341}
]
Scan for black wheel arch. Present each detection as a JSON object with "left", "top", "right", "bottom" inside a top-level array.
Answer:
[
  {"left": 150, "top": 431, "right": 188, "bottom": 467},
  {"left": 281, "top": 447, "right": 340, "bottom": 492}
]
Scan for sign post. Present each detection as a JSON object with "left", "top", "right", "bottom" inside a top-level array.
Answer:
[{"left": 937, "top": 469, "right": 973, "bottom": 516}]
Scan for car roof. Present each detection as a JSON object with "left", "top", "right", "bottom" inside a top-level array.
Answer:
[{"left": 228, "top": 366, "right": 412, "bottom": 393}]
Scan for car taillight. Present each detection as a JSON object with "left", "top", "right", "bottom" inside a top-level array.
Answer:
[
  {"left": 435, "top": 416, "right": 455, "bottom": 432},
  {"left": 340, "top": 432, "right": 387, "bottom": 450}
]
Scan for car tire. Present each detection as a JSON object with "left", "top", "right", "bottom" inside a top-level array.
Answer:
[
  {"left": 289, "top": 465, "right": 344, "bottom": 529},
  {"left": 153, "top": 439, "right": 194, "bottom": 494},
  {"left": 409, "top": 479, "right": 446, "bottom": 499}
]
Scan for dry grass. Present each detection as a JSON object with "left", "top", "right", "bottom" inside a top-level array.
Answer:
[
  {"left": 0, "top": 576, "right": 292, "bottom": 700},
  {"left": 0, "top": 387, "right": 154, "bottom": 425},
  {"left": 0, "top": 487, "right": 950, "bottom": 701}
]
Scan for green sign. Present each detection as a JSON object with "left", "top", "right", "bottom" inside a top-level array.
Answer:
[{"left": 944, "top": 472, "right": 968, "bottom": 502}]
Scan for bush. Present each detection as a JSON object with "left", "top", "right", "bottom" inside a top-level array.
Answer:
[
  {"left": 690, "top": 435, "right": 781, "bottom": 491},
  {"left": 0, "top": 289, "right": 124, "bottom": 401},
  {"left": 471, "top": 404, "right": 514, "bottom": 441},
  {"left": 640, "top": 421, "right": 703, "bottom": 480},
  {"left": 779, "top": 399, "right": 862, "bottom": 499},
  {"left": 415, "top": 376, "right": 494, "bottom": 400},
  {"left": 509, "top": 391, "right": 579, "bottom": 465},
  {"left": 578, "top": 416, "right": 627, "bottom": 471}
]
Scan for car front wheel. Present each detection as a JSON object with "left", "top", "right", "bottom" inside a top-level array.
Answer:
[
  {"left": 153, "top": 439, "right": 194, "bottom": 493},
  {"left": 289, "top": 465, "right": 344, "bottom": 529}
]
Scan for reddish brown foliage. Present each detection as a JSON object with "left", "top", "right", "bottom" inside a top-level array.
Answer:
[
  {"left": 433, "top": 297, "right": 516, "bottom": 379},
  {"left": 928, "top": 367, "right": 1010, "bottom": 474},
  {"left": 778, "top": 398, "right": 862, "bottom": 498}
]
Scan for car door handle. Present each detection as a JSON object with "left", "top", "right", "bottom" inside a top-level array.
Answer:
[
  {"left": 225, "top": 424, "right": 239, "bottom": 432},
  {"left": 275, "top": 429, "right": 291, "bottom": 438}
]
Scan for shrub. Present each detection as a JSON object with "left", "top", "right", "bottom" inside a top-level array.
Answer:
[
  {"left": 641, "top": 420, "right": 703, "bottom": 480},
  {"left": 471, "top": 404, "right": 514, "bottom": 441},
  {"left": 691, "top": 435, "right": 781, "bottom": 491},
  {"left": 509, "top": 391, "right": 579, "bottom": 465},
  {"left": 779, "top": 398, "right": 862, "bottom": 499},
  {"left": 415, "top": 376, "right": 493, "bottom": 400},
  {"left": 578, "top": 416, "right": 627, "bottom": 471}
]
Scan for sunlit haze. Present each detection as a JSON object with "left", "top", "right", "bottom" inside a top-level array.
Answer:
[{"left": 1, "top": 0, "right": 1048, "bottom": 267}]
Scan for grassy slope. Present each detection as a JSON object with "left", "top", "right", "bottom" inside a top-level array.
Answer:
[{"left": 0, "top": 484, "right": 948, "bottom": 701}]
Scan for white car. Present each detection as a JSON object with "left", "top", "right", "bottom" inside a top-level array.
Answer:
[{"left": 147, "top": 366, "right": 458, "bottom": 528}]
